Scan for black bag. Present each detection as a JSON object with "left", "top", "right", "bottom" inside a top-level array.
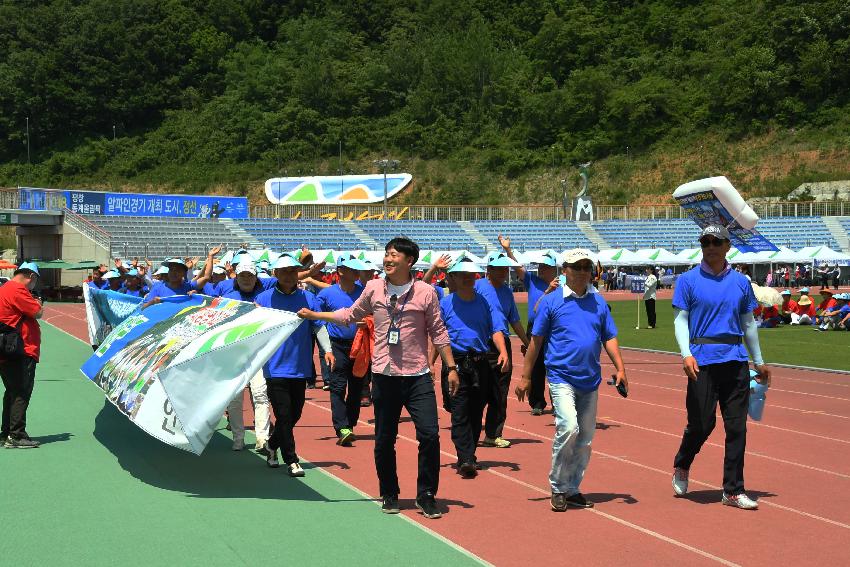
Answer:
[{"left": 0, "top": 320, "right": 24, "bottom": 359}]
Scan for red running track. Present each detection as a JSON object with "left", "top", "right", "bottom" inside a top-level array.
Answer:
[{"left": 46, "top": 303, "right": 850, "bottom": 566}]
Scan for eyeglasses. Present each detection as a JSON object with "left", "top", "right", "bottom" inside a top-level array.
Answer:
[
  {"left": 567, "top": 263, "right": 593, "bottom": 272},
  {"left": 700, "top": 238, "right": 726, "bottom": 248}
]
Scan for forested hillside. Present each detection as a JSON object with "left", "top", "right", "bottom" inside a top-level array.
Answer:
[{"left": 2, "top": 0, "right": 849, "bottom": 204}]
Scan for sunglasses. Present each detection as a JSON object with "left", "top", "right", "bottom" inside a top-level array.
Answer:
[
  {"left": 567, "top": 263, "right": 593, "bottom": 272},
  {"left": 700, "top": 238, "right": 726, "bottom": 248}
]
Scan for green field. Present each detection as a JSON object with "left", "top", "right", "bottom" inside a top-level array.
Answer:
[
  {"left": 518, "top": 300, "right": 850, "bottom": 372},
  {"left": 0, "top": 324, "right": 480, "bottom": 566}
]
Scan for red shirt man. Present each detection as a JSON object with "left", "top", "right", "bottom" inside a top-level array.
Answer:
[{"left": 0, "top": 262, "right": 44, "bottom": 448}]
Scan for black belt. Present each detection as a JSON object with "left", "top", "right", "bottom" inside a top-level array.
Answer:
[
  {"left": 691, "top": 336, "right": 742, "bottom": 345},
  {"left": 330, "top": 337, "right": 354, "bottom": 344}
]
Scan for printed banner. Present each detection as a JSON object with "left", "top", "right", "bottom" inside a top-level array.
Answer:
[
  {"left": 673, "top": 177, "right": 778, "bottom": 253},
  {"left": 17, "top": 187, "right": 248, "bottom": 218},
  {"left": 83, "top": 285, "right": 144, "bottom": 347},
  {"left": 265, "top": 174, "right": 413, "bottom": 204},
  {"left": 81, "top": 295, "right": 302, "bottom": 454}
]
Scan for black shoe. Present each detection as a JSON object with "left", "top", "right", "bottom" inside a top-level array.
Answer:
[
  {"left": 265, "top": 443, "right": 279, "bottom": 468},
  {"left": 551, "top": 492, "right": 568, "bottom": 512},
  {"left": 531, "top": 407, "right": 544, "bottom": 416},
  {"left": 565, "top": 493, "right": 594, "bottom": 508},
  {"left": 5, "top": 436, "right": 40, "bottom": 449},
  {"left": 415, "top": 494, "right": 442, "bottom": 519},
  {"left": 381, "top": 495, "right": 400, "bottom": 514},
  {"left": 458, "top": 462, "right": 478, "bottom": 479}
]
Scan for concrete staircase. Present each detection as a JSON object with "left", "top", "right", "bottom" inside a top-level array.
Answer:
[
  {"left": 457, "top": 221, "right": 493, "bottom": 254},
  {"left": 340, "top": 220, "right": 381, "bottom": 249},
  {"left": 822, "top": 217, "right": 850, "bottom": 253},
  {"left": 575, "top": 221, "right": 609, "bottom": 251},
  {"left": 218, "top": 218, "right": 262, "bottom": 248}
]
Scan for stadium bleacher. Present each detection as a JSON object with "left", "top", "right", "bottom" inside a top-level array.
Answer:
[
  {"left": 86, "top": 214, "right": 847, "bottom": 262},
  {"left": 474, "top": 220, "right": 594, "bottom": 251},
  {"left": 236, "top": 218, "right": 363, "bottom": 250},
  {"left": 593, "top": 217, "right": 840, "bottom": 251},
  {"left": 89, "top": 215, "right": 246, "bottom": 259}
]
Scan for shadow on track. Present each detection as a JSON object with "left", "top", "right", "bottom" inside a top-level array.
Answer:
[{"left": 93, "top": 400, "right": 370, "bottom": 503}]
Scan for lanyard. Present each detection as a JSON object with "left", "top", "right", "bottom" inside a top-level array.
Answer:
[{"left": 388, "top": 285, "right": 413, "bottom": 327}]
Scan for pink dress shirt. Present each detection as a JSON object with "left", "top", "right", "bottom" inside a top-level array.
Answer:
[{"left": 330, "top": 278, "right": 449, "bottom": 376}]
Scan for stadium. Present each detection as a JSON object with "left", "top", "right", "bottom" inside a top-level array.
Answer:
[{"left": 3, "top": 1, "right": 850, "bottom": 565}]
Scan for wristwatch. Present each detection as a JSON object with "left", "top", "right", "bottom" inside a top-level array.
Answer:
[{"left": 447, "top": 365, "right": 458, "bottom": 372}]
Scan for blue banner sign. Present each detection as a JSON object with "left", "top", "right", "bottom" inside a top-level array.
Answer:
[
  {"left": 17, "top": 187, "right": 248, "bottom": 218},
  {"left": 630, "top": 276, "right": 646, "bottom": 294}
]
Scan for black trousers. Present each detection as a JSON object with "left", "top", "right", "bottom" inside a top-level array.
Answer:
[
  {"left": 450, "top": 355, "right": 499, "bottom": 465},
  {"left": 645, "top": 298, "right": 657, "bottom": 328},
  {"left": 527, "top": 323, "right": 547, "bottom": 411},
  {"left": 328, "top": 338, "right": 363, "bottom": 435},
  {"left": 372, "top": 373, "right": 440, "bottom": 499},
  {"left": 1, "top": 356, "right": 37, "bottom": 439},
  {"left": 266, "top": 378, "right": 307, "bottom": 465},
  {"left": 484, "top": 336, "right": 512, "bottom": 439},
  {"left": 673, "top": 360, "right": 750, "bottom": 495}
]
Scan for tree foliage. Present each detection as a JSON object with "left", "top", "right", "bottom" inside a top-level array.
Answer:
[{"left": 1, "top": 0, "right": 848, "bottom": 197}]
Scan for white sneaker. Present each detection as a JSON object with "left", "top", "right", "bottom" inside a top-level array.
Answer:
[
  {"left": 232, "top": 438, "right": 245, "bottom": 451},
  {"left": 265, "top": 444, "right": 279, "bottom": 468},
  {"left": 672, "top": 467, "right": 689, "bottom": 496},
  {"left": 288, "top": 462, "right": 305, "bottom": 477},
  {"left": 722, "top": 492, "right": 758, "bottom": 510}
]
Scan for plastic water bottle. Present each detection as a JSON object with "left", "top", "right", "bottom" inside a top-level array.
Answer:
[{"left": 748, "top": 369, "right": 768, "bottom": 421}]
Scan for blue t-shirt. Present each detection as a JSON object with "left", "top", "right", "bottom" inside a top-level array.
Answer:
[
  {"left": 88, "top": 280, "right": 108, "bottom": 290},
  {"left": 120, "top": 286, "right": 149, "bottom": 298},
  {"left": 837, "top": 304, "right": 850, "bottom": 316},
  {"left": 433, "top": 284, "right": 449, "bottom": 299},
  {"left": 223, "top": 283, "right": 265, "bottom": 303},
  {"left": 475, "top": 278, "right": 519, "bottom": 336},
  {"left": 440, "top": 292, "right": 507, "bottom": 354},
  {"left": 523, "top": 272, "right": 550, "bottom": 327},
  {"left": 532, "top": 289, "right": 617, "bottom": 391},
  {"left": 255, "top": 286, "right": 323, "bottom": 379},
  {"left": 215, "top": 277, "right": 275, "bottom": 297},
  {"left": 144, "top": 281, "right": 196, "bottom": 302},
  {"left": 200, "top": 282, "right": 217, "bottom": 296},
  {"left": 672, "top": 267, "right": 758, "bottom": 366},
  {"left": 316, "top": 283, "right": 363, "bottom": 340}
]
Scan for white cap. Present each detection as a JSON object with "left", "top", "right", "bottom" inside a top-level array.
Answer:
[
  {"left": 235, "top": 261, "right": 257, "bottom": 275},
  {"left": 212, "top": 265, "right": 227, "bottom": 275},
  {"left": 563, "top": 249, "right": 594, "bottom": 265}
]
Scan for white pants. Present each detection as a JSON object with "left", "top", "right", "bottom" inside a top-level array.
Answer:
[
  {"left": 790, "top": 313, "right": 811, "bottom": 325},
  {"left": 227, "top": 371, "right": 271, "bottom": 445}
]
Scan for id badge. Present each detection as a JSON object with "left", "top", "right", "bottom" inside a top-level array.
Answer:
[{"left": 388, "top": 326, "right": 400, "bottom": 345}]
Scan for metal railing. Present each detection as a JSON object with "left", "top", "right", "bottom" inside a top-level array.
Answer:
[
  {"left": 250, "top": 200, "right": 849, "bottom": 221},
  {"left": 62, "top": 207, "right": 112, "bottom": 251}
]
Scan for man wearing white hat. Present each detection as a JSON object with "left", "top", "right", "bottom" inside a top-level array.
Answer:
[
  {"left": 440, "top": 256, "right": 509, "bottom": 478},
  {"left": 120, "top": 269, "right": 149, "bottom": 298},
  {"left": 475, "top": 251, "right": 529, "bottom": 447},
  {"left": 102, "top": 270, "right": 123, "bottom": 292},
  {"left": 671, "top": 225, "right": 771, "bottom": 510},
  {"left": 0, "top": 262, "right": 44, "bottom": 449},
  {"left": 256, "top": 253, "right": 335, "bottom": 477},
  {"left": 516, "top": 249, "right": 627, "bottom": 511},
  {"left": 498, "top": 235, "right": 558, "bottom": 416},
  {"left": 223, "top": 261, "right": 272, "bottom": 452},
  {"left": 142, "top": 245, "right": 222, "bottom": 309},
  {"left": 317, "top": 254, "right": 371, "bottom": 446}
]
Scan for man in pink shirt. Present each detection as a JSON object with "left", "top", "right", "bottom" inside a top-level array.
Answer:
[{"left": 299, "top": 237, "right": 459, "bottom": 519}]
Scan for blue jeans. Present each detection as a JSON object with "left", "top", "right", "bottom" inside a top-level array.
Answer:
[{"left": 549, "top": 382, "right": 598, "bottom": 495}]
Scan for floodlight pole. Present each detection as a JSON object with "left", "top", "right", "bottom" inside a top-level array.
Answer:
[{"left": 373, "top": 158, "right": 399, "bottom": 216}]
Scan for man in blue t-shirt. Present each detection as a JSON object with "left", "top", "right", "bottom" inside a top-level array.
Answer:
[
  {"left": 475, "top": 250, "right": 529, "bottom": 448},
  {"left": 317, "top": 254, "right": 370, "bottom": 446},
  {"left": 119, "top": 269, "right": 149, "bottom": 298},
  {"left": 255, "top": 253, "right": 334, "bottom": 477},
  {"left": 671, "top": 225, "right": 771, "bottom": 511},
  {"left": 440, "top": 256, "right": 509, "bottom": 478},
  {"left": 499, "top": 235, "right": 559, "bottom": 415},
  {"left": 517, "top": 248, "right": 627, "bottom": 512},
  {"left": 141, "top": 247, "right": 221, "bottom": 308},
  {"left": 222, "top": 261, "right": 272, "bottom": 452}
]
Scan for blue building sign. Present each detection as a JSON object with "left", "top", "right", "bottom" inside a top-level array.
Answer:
[{"left": 18, "top": 187, "right": 248, "bottom": 218}]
